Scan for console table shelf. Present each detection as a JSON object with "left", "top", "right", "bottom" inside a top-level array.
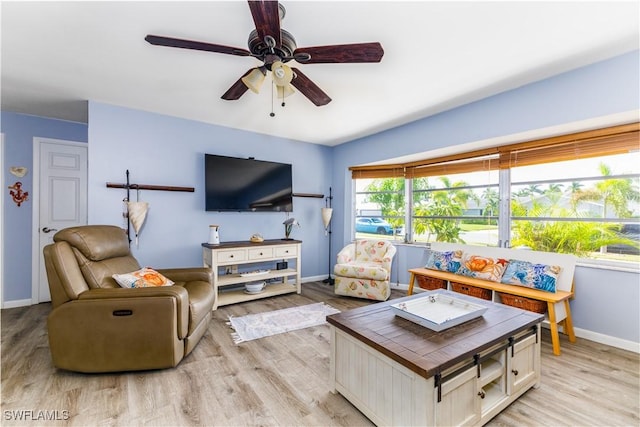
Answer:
[
  {"left": 218, "top": 282, "right": 299, "bottom": 307},
  {"left": 202, "top": 239, "right": 302, "bottom": 310}
]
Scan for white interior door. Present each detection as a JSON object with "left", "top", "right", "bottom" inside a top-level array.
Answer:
[{"left": 33, "top": 138, "right": 87, "bottom": 303}]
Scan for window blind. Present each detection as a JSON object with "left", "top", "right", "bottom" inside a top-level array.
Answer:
[{"left": 350, "top": 123, "right": 639, "bottom": 179}]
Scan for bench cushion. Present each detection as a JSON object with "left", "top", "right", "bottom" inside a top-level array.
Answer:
[
  {"left": 501, "top": 259, "right": 560, "bottom": 293},
  {"left": 456, "top": 253, "right": 509, "bottom": 282},
  {"left": 425, "top": 250, "right": 463, "bottom": 273}
]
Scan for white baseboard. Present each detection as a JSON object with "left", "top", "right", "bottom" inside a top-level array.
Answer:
[
  {"left": 2, "top": 298, "right": 33, "bottom": 309},
  {"left": 572, "top": 327, "right": 640, "bottom": 353},
  {"left": 304, "top": 275, "right": 332, "bottom": 283}
]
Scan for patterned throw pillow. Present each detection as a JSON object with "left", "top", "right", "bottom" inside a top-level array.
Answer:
[
  {"left": 113, "top": 267, "right": 174, "bottom": 288},
  {"left": 456, "top": 254, "right": 509, "bottom": 282},
  {"left": 500, "top": 260, "right": 560, "bottom": 293},
  {"left": 425, "top": 250, "right": 463, "bottom": 273}
]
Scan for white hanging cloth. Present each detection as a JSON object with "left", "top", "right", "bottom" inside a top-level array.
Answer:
[{"left": 127, "top": 190, "right": 149, "bottom": 247}]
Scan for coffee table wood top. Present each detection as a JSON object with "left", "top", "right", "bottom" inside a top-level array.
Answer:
[{"left": 327, "top": 290, "right": 543, "bottom": 379}]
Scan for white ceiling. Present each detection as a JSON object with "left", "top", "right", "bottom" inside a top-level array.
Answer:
[{"left": 1, "top": 1, "right": 638, "bottom": 146}]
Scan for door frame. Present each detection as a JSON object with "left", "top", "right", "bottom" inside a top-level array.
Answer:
[
  {"left": 31, "top": 137, "right": 88, "bottom": 304},
  {"left": 1, "top": 133, "right": 4, "bottom": 308}
]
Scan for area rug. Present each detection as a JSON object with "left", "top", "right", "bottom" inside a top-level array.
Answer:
[{"left": 227, "top": 302, "right": 340, "bottom": 344}]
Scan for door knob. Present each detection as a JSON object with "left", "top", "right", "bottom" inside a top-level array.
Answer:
[{"left": 42, "top": 227, "right": 58, "bottom": 233}]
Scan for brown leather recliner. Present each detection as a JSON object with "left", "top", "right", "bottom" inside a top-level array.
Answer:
[{"left": 43, "top": 225, "right": 215, "bottom": 373}]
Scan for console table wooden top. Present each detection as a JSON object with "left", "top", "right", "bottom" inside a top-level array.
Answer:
[
  {"left": 326, "top": 290, "right": 543, "bottom": 379},
  {"left": 202, "top": 239, "right": 302, "bottom": 249}
]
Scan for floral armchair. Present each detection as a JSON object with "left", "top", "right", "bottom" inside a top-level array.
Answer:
[{"left": 334, "top": 239, "right": 396, "bottom": 301}]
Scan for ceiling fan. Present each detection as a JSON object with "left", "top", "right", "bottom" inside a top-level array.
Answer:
[{"left": 145, "top": 1, "right": 384, "bottom": 107}]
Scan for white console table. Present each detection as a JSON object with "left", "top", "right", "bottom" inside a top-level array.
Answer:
[{"left": 202, "top": 239, "right": 302, "bottom": 309}]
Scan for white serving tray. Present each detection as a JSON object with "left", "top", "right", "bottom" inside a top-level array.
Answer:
[
  {"left": 391, "top": 292, "right": 488, "bottom": 332},
  {"left": 240, "top": 269, "right": 270, "bottom": 277}
]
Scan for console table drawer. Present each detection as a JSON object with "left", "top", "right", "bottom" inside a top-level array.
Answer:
[
  {"left": 275, "top": 245, "right": 297, "bottom": 257},
  {"left": 248, "top": 247, "right": 274, "bottom": 260},
  {"left": 216, "top": 249, "right": 246, "bottom": 263}
]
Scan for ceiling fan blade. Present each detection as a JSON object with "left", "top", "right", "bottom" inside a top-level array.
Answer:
[
  {"left": 293, "top": 42, "right": 384, "bottom": 64},
  {"left": 290, "top": 68, "right": 331, "bottom": 106},
  {"left": 221, "top": 69, "right": 253, "bottom": 100},
  {"left": 145, "top": 35, "right": 251, "bottom": 57},
  {"left": 248, "top": 1, "right": 281, "bottom": 47}
]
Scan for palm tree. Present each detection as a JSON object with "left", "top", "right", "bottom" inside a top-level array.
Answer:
[
  {"left": 481, "top": 188, "right": 499, "bottom": 224},
  {"left": 567, "top": 181, "right": 584, "bottom": 213},
  {"left": 544, "top": 183, "right": 564, "bottom": 205},
  {"left": 516, "top": 162, "right": 640, "bottom": 255},
  {"left": 571, "top": 162, "right": 640, "bottom": 219},
  {"left": 414, "top": 177, "right": 473, "bottom": 242},
  {"left": 594, "top": 163, "right": 640, "bottom": 218}
]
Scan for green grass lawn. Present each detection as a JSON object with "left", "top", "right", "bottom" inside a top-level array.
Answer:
[{"left": 459, "top": 224, "right": 498, "bottom": 231}]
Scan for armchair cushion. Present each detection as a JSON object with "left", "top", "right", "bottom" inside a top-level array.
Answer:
[{"left": 334, "top": 262, "right": 390, "bottom": 281}]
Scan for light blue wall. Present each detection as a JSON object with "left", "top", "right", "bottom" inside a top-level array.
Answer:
[
  {"left": 1, "top": 112, "right": 88, "bottom": 301},
  {"left": 333, "top": 50, "right": 640, "bottom": 345},
  {"left": 1, "top": 51, "right": 638, "bottom": 347},
  {"left": 87, "top": 102, "right": 333, "bottom": 275}
]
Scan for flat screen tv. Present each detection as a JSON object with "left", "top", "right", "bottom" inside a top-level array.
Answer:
[{"left": 205, "top": 154, "right": 293, "bottom": 212}]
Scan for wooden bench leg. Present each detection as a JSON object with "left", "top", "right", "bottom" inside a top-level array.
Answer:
[
  {"left": 547, "top": 302, "right": 562, "bottom": 356},
  {"left": 563, "top": 300, "right": 576, "bottom": 343},
  {"left": 407, "top": 272, "right": 416, "bottom": 295}
]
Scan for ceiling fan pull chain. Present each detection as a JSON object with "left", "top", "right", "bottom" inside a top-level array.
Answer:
[{"left": 270, "top": 79, "right": 275, "bottom": 117}]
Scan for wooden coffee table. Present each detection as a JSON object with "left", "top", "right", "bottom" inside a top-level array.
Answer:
[{"left": 327, "top": 290, "right": 544, "bottom": 427}]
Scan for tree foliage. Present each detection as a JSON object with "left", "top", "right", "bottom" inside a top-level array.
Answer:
[{"left": 361, "top": 161, "right": 638, "bottom": 255}]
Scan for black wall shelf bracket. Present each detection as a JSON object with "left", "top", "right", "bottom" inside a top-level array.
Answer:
[{"left": 106, "top": 170, "right": 195, "bottom": 246}]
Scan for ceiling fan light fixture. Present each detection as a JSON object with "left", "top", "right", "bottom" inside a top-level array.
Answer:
[
  {"left": 241, "top": 67, "right": 267, "bottom": 93},
  {"left": 271, "top": 61, "right": 293, "bottom": 86},
  {"left": 277, "top": 83, "right": 295, "bottom": 99}
]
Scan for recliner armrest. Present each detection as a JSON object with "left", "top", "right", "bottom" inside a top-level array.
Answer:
[
  {"left": 156, "top": 267, "right": 213, "bottom": 284},
  {"left": 78, "top": 286, "right": 189, "bottom": 338}
]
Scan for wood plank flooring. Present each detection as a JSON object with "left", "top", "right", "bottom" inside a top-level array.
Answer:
[{"left": 2, "top": 282, "right": 638, "bottom": 426}]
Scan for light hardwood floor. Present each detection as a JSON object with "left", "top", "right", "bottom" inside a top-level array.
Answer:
[{"left": 2, "top": 282, "right": 639, "bottom": 426}]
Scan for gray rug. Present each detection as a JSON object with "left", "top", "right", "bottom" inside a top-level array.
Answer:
[{"left": 227, "top": 302, "right": 340, "bottom": 344}]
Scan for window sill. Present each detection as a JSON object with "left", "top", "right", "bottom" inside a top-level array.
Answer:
[{"left": 576, "top": 259, "right": 640, "bottom": 274}]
